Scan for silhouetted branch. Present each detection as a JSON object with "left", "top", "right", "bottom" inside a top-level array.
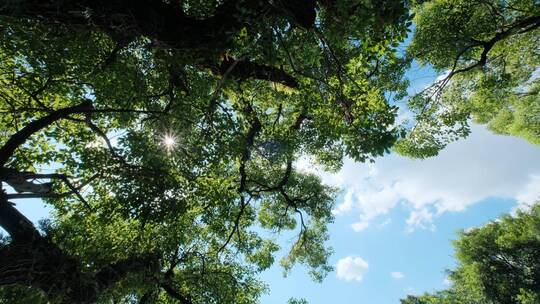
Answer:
[{"left": 0, "top": 100, "right": 93, "bottom": 167}]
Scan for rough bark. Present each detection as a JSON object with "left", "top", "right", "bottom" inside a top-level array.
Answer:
[
  {"left": 216, "top": 57, "right": 299, "bottom": 88},
  {"left": 0, "top": 98, "right": 154, "bottom": 302},
  {"left": 2, "top": 0, "right": 254, "bottom": 50},
  {"left": 0, "top": 0, "right": 312, "bottom": 87},
  {"left": 0, "top": 193, "right": 156, "bottom": 303},
  {"left": 1, "top": 0, "right": 316, "bottom": 49}
]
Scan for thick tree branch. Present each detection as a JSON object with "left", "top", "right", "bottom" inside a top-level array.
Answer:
[
  {"left": 0, "top": 100, "right": 93, "bottom": 167},
  {"left": 218, "top": 99, "right": 261, "bottom": 254},
  {"left": 0, "top": 230, "right": 158, "bottom": 302},
  {"left": 1, "top": 0, "right": 268, "bottom": 50},
  {"left": 452, "top": 15, "right": 540, "bottom": 76},
  {"left": 2, "top": 0, "right": 319, "bottom": 49},
  {"left": 160, "top": 282, "right": 193, "bottom": 304},
  {"left": 0, "top": 192, "right": 40, "bottom": 243},
  {"left": 211, "top": 57, "right": 299, "bottom": 88},
  {"left": 3, "top": 1, "right": 306, "bottom": 88},
  {"left": 5, "top": 172, "right": 100, "bottom": 201},
  {"left": 95, "top": 255, "right": 158, "bottom": 290},
  {"left": 3, "top": 171, "right": 92, "bottom": 209},
  {"left": 272, "top": 0, "right": 316, "bottom": 29}
]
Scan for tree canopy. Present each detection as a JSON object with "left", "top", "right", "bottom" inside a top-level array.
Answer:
[
  {"left": 0, "top": 1, "right": 411, "bottom": 303},
  {"left": 401, "top": 203, "right": 540, "bottom": 304},
  {"left": 0, "top": 0, "right": 538, "bottom": 303},
  {"left": 397, "top": 0, "right": 540, "bottom": 157}
]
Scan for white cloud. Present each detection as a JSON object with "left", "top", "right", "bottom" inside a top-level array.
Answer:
[
  {"left": 391, "top": 272, "right": 405, "bottom": 279},
  {"left": 515, "top": 175, "right": 540, "bottom": 210},
  {"left": 332, "top": 190, "right": 354, "bottom": 215},
  {"left": 336, "top": 256, "right": 369, "bottom": 282},
  {"left": 406, "top": 209, "right": 435, "bottom": 233},
  {"left": 299, "top": 124, "right": 540, "bottom": 232},
  {"left": 351, "top": 221, "right": 369, "bottom": 232}
]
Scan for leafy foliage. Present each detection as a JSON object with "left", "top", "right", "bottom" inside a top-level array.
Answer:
[
  {"left": 397, "top": 0, "right": 540, "bottom": 157},
  {"left": 2, "top": 0, "right": 536, "bottom": 302},
  {"left": 0, "top": 0, "right": 412, "bottom": 303},
  {"left": 401, "top": 203, "right": 540, "bottom": 304}
]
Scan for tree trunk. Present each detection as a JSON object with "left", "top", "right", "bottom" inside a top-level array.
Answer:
[{"left": 0, "top": 195, "right": 155, "bottom": 303}]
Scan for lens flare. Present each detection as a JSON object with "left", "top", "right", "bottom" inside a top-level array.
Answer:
[
  {"left": 163, "top": 135, "right": 176, "bottom": 147},
  {"left": 160, "top": 132, "right": 177, "bottom": 153}
]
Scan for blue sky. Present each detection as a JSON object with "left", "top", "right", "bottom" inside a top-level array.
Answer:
[
  {"left": 260, "top": 199, "right": 515, "bottom": 303},
  {"left": 258, "top": 61, "right": 540, "bottom": 303},
  {"left": 259, "top": 127, "right": 540, "bottom": 303}
]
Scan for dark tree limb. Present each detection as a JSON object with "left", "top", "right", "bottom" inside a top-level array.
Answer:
[
  {"left": 412, "top": 14, "right": 540, "bottom": 123},
  {"left": 5, "top": 172, "right": 100, "bottom": 201},
  {"left": 0, "top": 100, "right": 93, "bottom": 167},
  {"left": 0, "top": 192, "right": 40, "bottom": 243},
  {"left": 1, "top": 0, "right": 319, "bottom": 49},
  {"left": 0, "top": 196, "right": 158, "bottom": 302},
  {"left": 1, "top": 0, "right": 269, "bottom": 50},
  {"left": 272, "top": 0, "right": 316, "bottom": 29},
  {"left": 2, "top": 170, "right": 94, "bottom": 210},
  {"left": 451, "top": 15, "right": 540, "bottom": 77},
  {"left": 160, "top": 281, "right": 193, "bottom": 304},
  {"left": 95, "top": 255, "right": 158, "bottom": 290},
  {"left": 2, "top": 1, "right": 304, "bottom": 88},
  {"left": 209, "top": 57, "right": 299, "bottom": 88}
]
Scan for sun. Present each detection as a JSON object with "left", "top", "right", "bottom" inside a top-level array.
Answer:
[
  {"left": 163, "top": 135, "right": 176, "bottom": 147},
  {"left": 160, "top": 132, "right": 177, "bottom": 153}
]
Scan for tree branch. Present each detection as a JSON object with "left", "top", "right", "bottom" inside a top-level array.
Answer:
[
  {"left": 0, "top": 100, "right": 93, "bottom": 167},
  {"left": 5, "top": 172, "right": 99, "bottom": 200},
  {"left": 1, "top": 169, "right": 94, "bottom": 209},
  {"left": 160, "top": 281, "right": 193, "bottom": 304},
  {"left": 1, "top": 0, "right": 268, "bottom": 51},
  {"left": 0, "top": 192, "right": 40, "bottom": 243},
  {"left": 213, "top": 57, "right": 299, "bottom": 88},
  {"left": 218, "top": 99, "right": 261, "bottom": 254},
  {"left": 452, "top": 15, "right": 540, "bottom": 76}
]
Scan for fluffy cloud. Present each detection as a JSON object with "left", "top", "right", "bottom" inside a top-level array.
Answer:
[
  {"left": 406, "top": 209, "right": 435, "bottom": 233},
  {"left": 298, "top": 124, "right": 540, "bottom": 232},
  {"left": 336, "top": 256, "right": 369, "bottom": 282},
  {"left": 332, "top": 190, "right": 354, "bottom": 215},
  {"left": 391, "top": 272, "right": 405, "bottom": 280},
  {"left": 351, "top": 221, "right": 369, "bottom": 232},
  {"left": 515, "top": 175, "right": 540, "bottom": 211}
]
